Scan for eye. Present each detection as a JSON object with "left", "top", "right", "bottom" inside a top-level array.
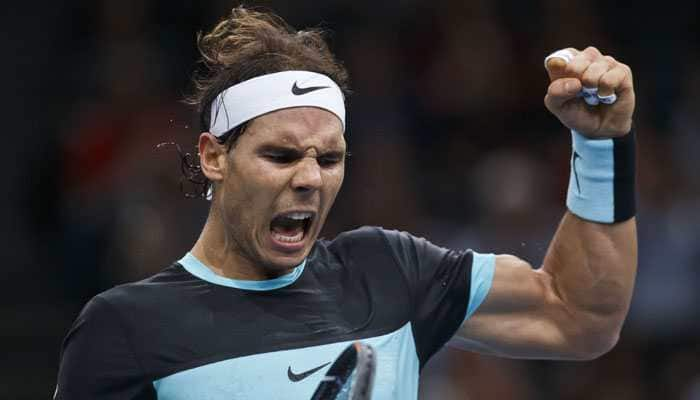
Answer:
[
  {"left": 318, "top": 153, "right": 345, "bottom": 168},
  {"left": 264, "top": 152, "right": 298, "bottom": 164}
]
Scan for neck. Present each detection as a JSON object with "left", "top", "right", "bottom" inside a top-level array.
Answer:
[{"left": 191, "top": 208, "right": 294, "bottom": 281}]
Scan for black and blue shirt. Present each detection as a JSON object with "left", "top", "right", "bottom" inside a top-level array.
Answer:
[{"left": 56, "top": 226, "right": 495, "bottom": 399}]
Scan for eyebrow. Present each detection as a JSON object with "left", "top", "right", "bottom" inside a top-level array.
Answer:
[{"left": 256, "top": 143, "right": 346, "bottom": 157}]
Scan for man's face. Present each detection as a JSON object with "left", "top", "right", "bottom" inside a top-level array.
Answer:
[{"left": 214, "top": 106, "right": 346, "bottom": 274}]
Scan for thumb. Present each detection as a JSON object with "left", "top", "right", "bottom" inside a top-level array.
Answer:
[
  {"left": 544, "top": 48, "right": 578, "bottom": 81},
  {"left": 544, "top": 78, "right": 581, "bottom": 110}
]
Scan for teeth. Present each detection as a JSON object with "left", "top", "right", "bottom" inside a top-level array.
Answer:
[
  {"left": 271, "top": 230, "right": 304, "bottom": 243},
  {"left": 285, "top": 212, "right": 313, "bottom": 220}
]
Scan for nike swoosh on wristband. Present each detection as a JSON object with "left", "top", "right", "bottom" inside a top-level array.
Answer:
[
  {"left": 291, "top": 82, "right": 330, "bottom": 95},
  {"left": 573, "top": 151, "right": 582, "bottom": 194},
  {"left": 287, "top": 362, "right": 331, "bottom": 382}
]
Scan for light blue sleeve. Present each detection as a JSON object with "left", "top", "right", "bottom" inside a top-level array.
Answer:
[{"left": 464, "top": 251, "right": 496, "bottom": 320}]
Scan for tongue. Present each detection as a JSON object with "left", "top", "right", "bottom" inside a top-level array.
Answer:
[
  {"left": 271, "top": 217, "right": 305, "bottom": 237},
  {"left": 271, "top": 224, "right": 303, "bottom": 235},
  {"left": 270, "top": 219, "right": 305, "bottom": 244}
]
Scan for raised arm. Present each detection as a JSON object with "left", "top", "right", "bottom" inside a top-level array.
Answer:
[{"left": 457, "top": 47, "right": 637, "bottom": 360}]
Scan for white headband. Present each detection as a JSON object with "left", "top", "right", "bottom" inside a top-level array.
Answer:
[{"left": 208, "top": 70, "right": 346, "bottom": 136}]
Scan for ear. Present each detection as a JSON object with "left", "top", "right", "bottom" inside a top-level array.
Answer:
[{"left": 198, "top": 132, "right": 227, "bottom": 183}]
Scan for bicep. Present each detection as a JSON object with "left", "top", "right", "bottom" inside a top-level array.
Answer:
[{"left": 455, "top": 255, "right": 585, "bottom": 359}]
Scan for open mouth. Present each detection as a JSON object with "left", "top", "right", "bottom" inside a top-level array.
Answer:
[{"left": 269, "top": 211, "right": 315, "bottom": 246}]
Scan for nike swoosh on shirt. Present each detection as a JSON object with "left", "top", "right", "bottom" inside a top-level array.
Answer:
[
  {"left": 291, "top": 82, "right": 330, "bottom": 95},
  {"left": 287, "top": 362, "right": 331, "bottom": 382}
]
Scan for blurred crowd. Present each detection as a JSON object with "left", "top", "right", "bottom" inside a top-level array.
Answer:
[{"left": 4, "top": 0, "right": 699, "bottom": 399}]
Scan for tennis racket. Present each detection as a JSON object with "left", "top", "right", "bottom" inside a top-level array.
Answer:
[{"left": 310, "top": 342, "right": 376, "bottom": 400}]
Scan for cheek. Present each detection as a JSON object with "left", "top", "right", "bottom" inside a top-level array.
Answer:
[
  {"left": 221, "top": 176, "right": 259, "bottom": 225},
  {"left": 322, "top": 168, "right": 345, "bottom": 201},
  {"left": 333, "top": 165, "right": 346, "bottom": 188},
  {"left": 227, "top": 160, "right": 271, "bottom": 200},
  {"left": 224, "top": 166, "right": 284, "bottom": 226}
]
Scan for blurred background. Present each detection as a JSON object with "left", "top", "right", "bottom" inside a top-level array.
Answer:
[{"left": 3, "top": 0, "right": 699, "bottom": 398}]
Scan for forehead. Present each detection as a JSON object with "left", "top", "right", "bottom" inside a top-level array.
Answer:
[{"left": 241, "top": 106, "right": 345, "bottom": 150}]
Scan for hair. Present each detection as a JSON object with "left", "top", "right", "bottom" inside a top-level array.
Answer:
[{"left": 175, "top": 6, "right": 350, "bottom": 199}]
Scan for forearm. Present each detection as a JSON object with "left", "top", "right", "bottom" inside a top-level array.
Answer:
[{"left": 541, "top": 211, "right": 637, "bottom": 348}]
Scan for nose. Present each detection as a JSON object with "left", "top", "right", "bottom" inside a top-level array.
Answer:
[{"left": 291, "top": 156, "right": 323, "bottom": 193}]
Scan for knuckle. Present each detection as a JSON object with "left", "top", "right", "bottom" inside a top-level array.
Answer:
[
  {"left": 581, "top": 63, "right": 605, "bottom": 86},
  {"left": 582, "top": 78, "right": 598, "bottom": 88},
  {"left": 592, "top": 60, "right": 609, "bottom": 70},
  {"left": 581, "top": 72, "right": 597, "bottom": 86},
  {"left": 584, "top": 46, "right": 601, "bottom": 56},
  {"left": 600, "top": 75, "right": 616, "bottom": 89},
  {"left": 567, "top": 58, "right": 588, "bottom": 74},
  {"left": 619, "top": 64, "right": 633, "bottom": 80}
]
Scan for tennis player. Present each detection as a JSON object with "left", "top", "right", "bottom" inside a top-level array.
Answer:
[{"left": 55, "top": 7, "right": 637, "bottom": 400}]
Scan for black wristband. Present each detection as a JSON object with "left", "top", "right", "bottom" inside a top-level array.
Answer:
[{"left": 612, "top": 130, "right": 636, "bottom": 222}]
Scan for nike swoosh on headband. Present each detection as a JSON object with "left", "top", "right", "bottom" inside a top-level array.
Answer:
[
  {"left": 208, "top": 71, "right": 346, "bottom": 138},
  {"left": 292, "top": 82, "right": 330, "bottom": 95}
]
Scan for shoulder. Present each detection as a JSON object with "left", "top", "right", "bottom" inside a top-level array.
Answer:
[
  {"left": 312, "top": 225, "right": 445, "bottom": 275},
  {"left": 318, "top": 225, "right": 422, "bottom": 250},
  {"left": 325, "top": 225, "right": 386, "bottom": 243},
  {"left": 325, "top": 225, "right": 446, "bottom": 262},
  {"left": 92, "top": 263, "right": 190, "bottom": 317},
  {"left": 319, "top": 226, "right": 475, "bottom": 279},
  {"left": 315, "top": 225, "right": 405, "bottom": 261}
]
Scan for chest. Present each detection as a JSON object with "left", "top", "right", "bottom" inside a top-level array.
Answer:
[{"left": 152, "top": 323, "right": 419, "bottom": 400}]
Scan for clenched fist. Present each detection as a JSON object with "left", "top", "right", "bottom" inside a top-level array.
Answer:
[{"left": 544, "top": 46, "right": 635, "bottom": 139}]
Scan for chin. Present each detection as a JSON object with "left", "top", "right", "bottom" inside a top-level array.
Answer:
[
  {"left": 275, "top": 245, "right": 313, "bottom": 266},
  {"left": 257, "top": 253, "right": 307, "bottom": 277},
  {"left": 257, "top": 240, "right": 313, "bottom": 272}
]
